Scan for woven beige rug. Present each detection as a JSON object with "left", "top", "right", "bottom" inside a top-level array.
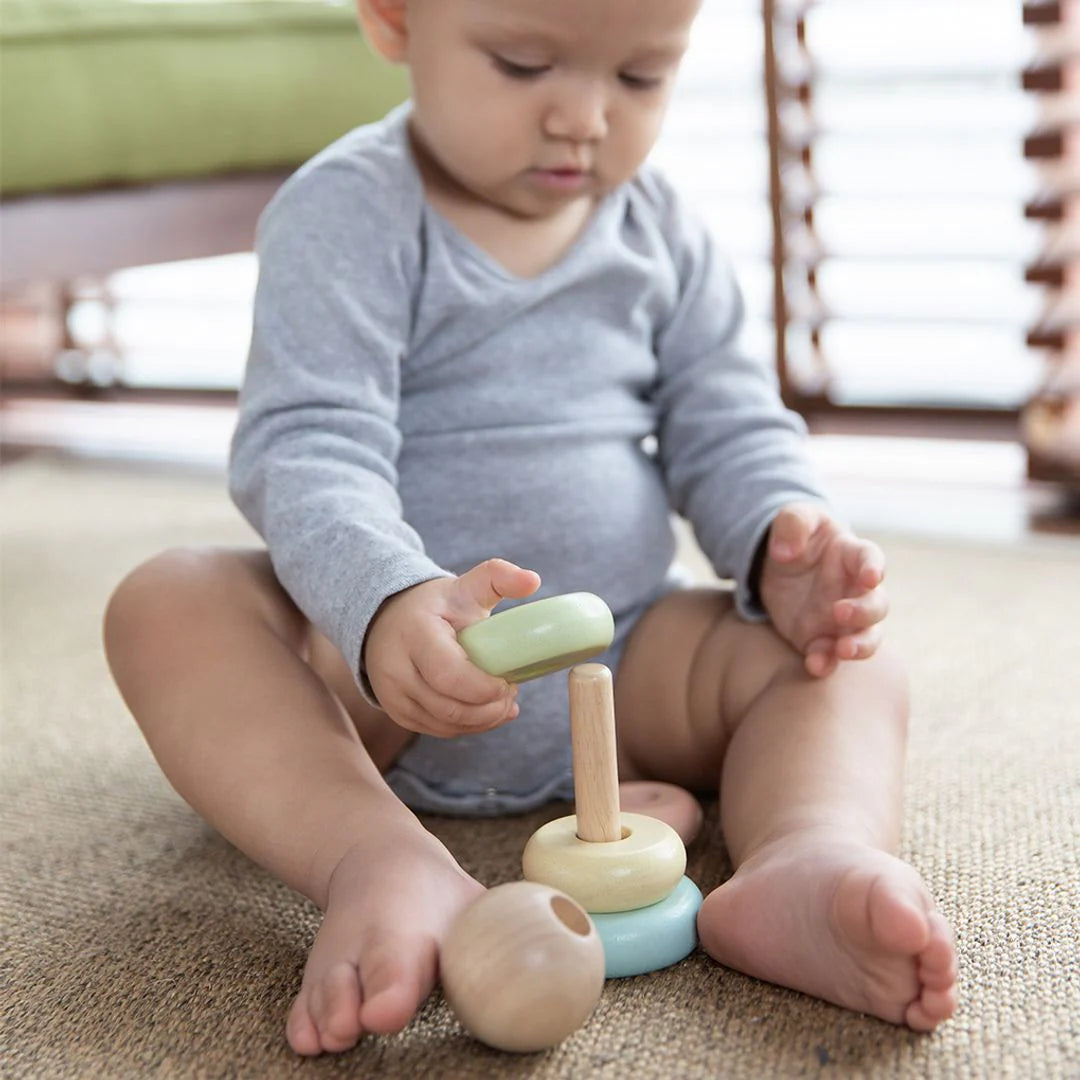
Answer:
[{"left": 2, "top": 456, "right": 1078, "bottom": 1079}]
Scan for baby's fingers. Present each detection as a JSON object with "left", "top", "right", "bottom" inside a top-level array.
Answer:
[
  {"left": 449, "top": 559, "right": 541, "bottom": 625},
  {"left": 803, "top": 621, "right": 884, "bottom": 678},
  {"left": 416, "top": 633, "right": 517, "bottom": 706},
  {"left": 834, "top": 624, "right": 884, "bottom": 663},
  {"left": 403, "top": 677, "right": 519, "bottom": 737},
  {"left": 410, "top": 638, "right": 520, "bottom": 733},
  {"left": 769, "top": 503, "right": 827, "bottom": 564},
  {"left": 834, "top": 587, "right": 889, "bottom": 632},
  {"left": 804, "top": 641, "right": 837, "bottom": 679},
  {"left": 841, "top": 538, "right": 886, "bottom": 592}
]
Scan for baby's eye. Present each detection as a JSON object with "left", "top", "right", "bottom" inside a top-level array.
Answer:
[
  {"left": 492, "top": 55, "right": 551, "bottom": 80},
  {"left": 619, "top": 72, "right": 664, "bottom": 91}
]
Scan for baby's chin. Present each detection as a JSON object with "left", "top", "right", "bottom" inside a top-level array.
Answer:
[{"left": 466, "top": 179, "right": 600, "bottom": 220}]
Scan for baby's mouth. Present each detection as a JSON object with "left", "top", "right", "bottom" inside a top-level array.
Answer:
[{"left": 529, "top": 167, "right": 592, "bottom": 191}]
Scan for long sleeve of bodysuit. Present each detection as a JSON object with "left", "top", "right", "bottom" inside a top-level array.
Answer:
[
  {"left": 228, "top": 155, "right": 450, "bottom": 682},
  {"left": 648, "top": 173, "right": 831, "bottom": 617}
]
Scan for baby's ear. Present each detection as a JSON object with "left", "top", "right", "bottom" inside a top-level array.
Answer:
[{"left": 356, "top": 0, "right": 409, "bottom": 63}]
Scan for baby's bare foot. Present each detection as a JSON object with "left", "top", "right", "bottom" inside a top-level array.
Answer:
[
  {"left": 286, "top": 829, "right": 484, "bottom": 1055},
  {"left": 697, "top": 834, "right": 957, "bottom": 1030},
  {"left": 619, "top": 780, "right": 704, "bottom": 846}
]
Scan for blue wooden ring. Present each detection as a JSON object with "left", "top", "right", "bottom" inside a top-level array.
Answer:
[{"left": 590, "top": 875, "right": 703, "bottom": 979}]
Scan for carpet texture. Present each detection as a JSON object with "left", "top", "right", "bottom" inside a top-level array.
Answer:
[{"left": 2, "top": 456, "right": 1078, "bottom": 1079}]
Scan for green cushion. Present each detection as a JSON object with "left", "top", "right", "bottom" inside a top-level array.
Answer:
[{"left": 0, "top": 0, "right": 408, "bottom": 196}]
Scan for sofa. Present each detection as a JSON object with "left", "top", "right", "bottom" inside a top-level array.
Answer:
[{"left": 0, "top": 0, "right": 405, "bottom": 292}]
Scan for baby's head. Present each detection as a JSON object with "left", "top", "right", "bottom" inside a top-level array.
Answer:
[{"left": 358, "top": 0, "right": 701, "bottom": 218}]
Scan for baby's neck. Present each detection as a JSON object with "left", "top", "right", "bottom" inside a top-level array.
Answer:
[
  {"left": 407, "top": 122, "right": 599, "bottom": 279},
  {"left": 430, "top": 188, "right": 597, "bottom": 279}
]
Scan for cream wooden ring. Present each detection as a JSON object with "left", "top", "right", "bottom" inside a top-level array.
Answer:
[{"left": 522, "top": 811, "right": 686, "bottom": 914}]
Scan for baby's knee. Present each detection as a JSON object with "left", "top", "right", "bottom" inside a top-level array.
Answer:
[
  {"left": 861, "top": 641, "right": 910, "bottom": 723},
  {"left": 723, "top": 620, "right": 910, "bottom": 729},
  {"left": 103, "top": 546, "right": 257, "bottom": 658},
  {"left": 105, "top": 547, "right": 199, "bottom": 642}
]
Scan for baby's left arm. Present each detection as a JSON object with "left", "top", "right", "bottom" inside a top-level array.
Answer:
[{"left": 758, "top": 503, "right": 889, "bottom": 678}]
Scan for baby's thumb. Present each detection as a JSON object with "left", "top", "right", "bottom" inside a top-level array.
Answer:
[
  {"left": 453, "top": 558, "right": 541, "bottom": 618},
  {"left": 769, "top": 503, "right": 822, "bottom": 563}
]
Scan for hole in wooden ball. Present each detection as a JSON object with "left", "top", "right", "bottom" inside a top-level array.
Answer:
[{"left": 550, "top": 895, "right": 591, "bottom": 936}]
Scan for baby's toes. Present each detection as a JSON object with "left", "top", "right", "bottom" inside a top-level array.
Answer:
[
  {"left": 906, "top": 983, "right": 959, "bottom": 1030},
  {"left": 905, "top": 912, "right": 958, "bottom": 1030},
  {"left": 307, "top": 961, "right": 364, "bottom": 1053},
  {"left": 285, "top": 993, "right": 322, "bottom": 1056},
  {"left": 865, "top": 873, "right": 930, "bottom": 955},
  {"left": 919, "top": 913, "right": 958, "bottom": 990},
  {"left": 358, "top": 936, "right": 438, "bottom": 1035}
]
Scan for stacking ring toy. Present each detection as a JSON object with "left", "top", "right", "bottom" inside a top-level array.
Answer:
[
  {"left": 457, "top": 593, "right": 614, "bottom": 683},
  {"left": 522, "top": 811, "right": 686, "bottom": 913},
  {"left": 590, "top": 875, "right": 703, "bottom": 978}
]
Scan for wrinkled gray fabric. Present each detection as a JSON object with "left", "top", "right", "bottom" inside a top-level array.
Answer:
[{"left": 229, "top": 103, "right": 826, "bottom": 812}]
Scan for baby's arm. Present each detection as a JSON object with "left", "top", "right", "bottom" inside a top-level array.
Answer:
[
  {"left": 758, "top": 503, "right": 889, "bottom": 678},
  {"left": 365, "top": 559, "right": 541, "bottom": 736},
  {"left": 229, "top": 154, "right": 454, "bottom": 692},
  {"left": 645, "top": 171, "right": 830, "bottom": 619}
]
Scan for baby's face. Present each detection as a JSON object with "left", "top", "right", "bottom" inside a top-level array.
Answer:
[{"left": 404, "top": 0, "right": 701, "bottom": 218}]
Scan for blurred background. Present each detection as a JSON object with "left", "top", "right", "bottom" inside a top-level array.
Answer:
[{"left": 2, "top": 0, "right": 1079, "bottom": 539}]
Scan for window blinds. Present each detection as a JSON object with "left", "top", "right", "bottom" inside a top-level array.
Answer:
[
  {"left": 761, "top": 0, "right": 1049, "bottom": 418},
  {"left": 1020, "top": 0, "right": 1080, "bottom": 482}
]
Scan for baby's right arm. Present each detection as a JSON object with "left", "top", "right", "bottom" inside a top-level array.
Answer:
[
  {"left": 364, "top": 559, "right": 541, "bottom": 737},
  {"left": 229, "top": 152, "right": 453, "bottom": 697}
]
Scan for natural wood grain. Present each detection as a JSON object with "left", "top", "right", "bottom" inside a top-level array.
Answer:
[{"left": 568, "top": 663, "right": 623, "bottom": 843}]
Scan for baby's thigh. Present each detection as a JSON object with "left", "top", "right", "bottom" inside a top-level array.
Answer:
[
  {"left": 613, "top": 587, "right": 802, "bottom": 792},
  {"left": 235, "top": 549, "right": 414, "bottom": 771},
  {"left": 304, "top": 627, "right": 415, "bottom": 773}
]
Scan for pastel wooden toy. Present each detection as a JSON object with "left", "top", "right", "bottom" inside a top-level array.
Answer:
[
  {"left": 590, "top": 875, "right": 704, "bottom": 978},
  {"left": 440, "top": 881, "right": 605, "bottom": 1053},
  {"left": 522, "top": 810, "right": 685, "bottom": 913},
  {"left": 457, "top": 592, "right": 614, "bottom": 682},
  {"left": 522, "top": 663, "right": 701, "bottom": 975},
  {"left": 522, "top": 665, "right": 686, "bottom": 912}
]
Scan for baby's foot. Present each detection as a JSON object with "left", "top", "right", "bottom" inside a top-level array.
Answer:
[
  {"left": 619, "top": 780, "right": 704, "bottom": 846},
  {"left": 697, "top": 834, "right": 957, "bottom": 1030},
  {"left": 286, "top": 828, "right": 484, "bottom": 1055}
]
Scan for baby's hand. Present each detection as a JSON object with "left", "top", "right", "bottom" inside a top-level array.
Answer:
[
  {"left": 364, "top": 558, "right": 542, "bottom": 737},
  {"left": 759, "top": 503, "right": 888, "bottom": 679}
]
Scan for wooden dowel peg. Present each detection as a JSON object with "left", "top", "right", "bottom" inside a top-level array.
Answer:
[{"left": 568, "top": 663, "right": 622, "bottom": 843}]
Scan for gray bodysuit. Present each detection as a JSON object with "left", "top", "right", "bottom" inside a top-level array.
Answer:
[{"left": 229, "top": 103, "right": 827, "bottom": 815}]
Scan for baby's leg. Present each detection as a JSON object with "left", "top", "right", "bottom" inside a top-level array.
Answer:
[
  {"left": 613, "top": 589, "right": 957, "bottom": 1030},
  {"left": 104, "top": 548, "right": 483, "bottom": 1054}
]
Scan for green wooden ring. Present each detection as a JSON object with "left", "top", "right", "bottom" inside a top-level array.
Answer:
[{"left": 457, "top": 592, "right": 615, "bottom": 683}]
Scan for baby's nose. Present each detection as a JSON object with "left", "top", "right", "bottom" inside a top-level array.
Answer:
[{"left": 543, "top": 81, "right": 609, "bottom": 143}]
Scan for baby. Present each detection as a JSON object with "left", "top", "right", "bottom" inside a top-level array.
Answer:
[{"left": 104, "top": 0, "right": 958, "bottom": 1055}]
